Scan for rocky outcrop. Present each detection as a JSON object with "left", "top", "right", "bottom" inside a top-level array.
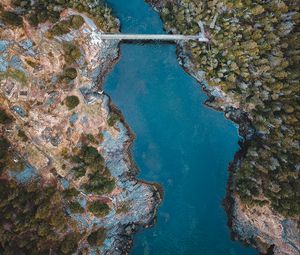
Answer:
[{"left": 231, "top": 195, "right": 300, "bottom": 255}]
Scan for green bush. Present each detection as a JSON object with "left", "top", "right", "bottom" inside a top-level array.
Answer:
[
  {"left": 87, "top": 228, "right": 106, "bottom": 246},
  {"left": 82, "top": 170, "right": 115, "bottom": 195},
  {"left": 71, "top": 166, "right": 86, "bottom": 179},
  {"left": 62, "top": 42, "right": 81, "bottom": 65},
  {"left": 18, "top": 130, "right": 29, "bottom": 142},
  {"left": 46, "top": 15, "right": 84, "bottom": 37},
  {"left": 62, "top": 188, "right": 80, "bottom": 199},
  {"left": 60, "top": 233, "right": 81, "bottom": 254},
  {"left": 47, "top": 20, "right": 71, "bottom": 38},
  {"left": 81, "top": 146, "right": 104, "bottom": 169},
  {"left": 65, "top": 95, "right": 80, "bottom": 110},
  {"left": 69, "top": 201, "right": 84, "bottom": 214},
  {"left": 82, "top": 178, "right": 115, "bottom": 195},
  {"left": 98, "top": 132, "right": 104, "bottom": 142},
  {"left": 70, "top": 15, "right": 85, "bottom": 29},
  {"left": 1, "top": 11, "right": 23, "bottom": 27},
  {"left": 62, "top": 67, "right": 77, "bottom": 80},
  {"left": 0, "top": 109, "right": 12, "bottom": 124},
  {"left": 86, "top": 133, "right": 98, "bottom": 144},
  {"left": 0, "top": 137, "right": 9, "bottom": 160},
  {"left": 108, "top": 112, "right": 120, "bottom": 126},
  {"left": 88, "top": 201, "right": 110, "bottom": 217},
  {"left": 69, "top": 145, "right": 114, "bottom": 194}
]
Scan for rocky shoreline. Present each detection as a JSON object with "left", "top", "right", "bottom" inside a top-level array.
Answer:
[
  {"left": 176, "top": 37, "right": 262, "bottom": 252},
  {"left": 101, "top": 95, "right": 163, "bottom": 254},
  {"left": 96, "top": 25, "right": 164, "bottom": 254}
]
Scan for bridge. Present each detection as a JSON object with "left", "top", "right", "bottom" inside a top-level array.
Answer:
[
  {"left": 99, "top": 21, "right": 208, "bottom": 42},
  {"left": 99, "top": 33, "right": 209, "bottom": 42}
]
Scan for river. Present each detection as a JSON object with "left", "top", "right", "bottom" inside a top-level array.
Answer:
[{"left": 104, "top": 0, "right": 257, "bottom": 254}]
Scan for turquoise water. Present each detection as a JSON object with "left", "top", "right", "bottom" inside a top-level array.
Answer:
[{"left": 104, "top": 1, "right": 257, "bottom": 254}]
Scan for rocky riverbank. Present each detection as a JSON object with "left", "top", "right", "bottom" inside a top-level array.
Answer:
[
  {"left": 146, "top": 0, "right": 299, "bottom": 254},
  {"left": 0, "top": 1, "right": 161, "bottom": 254}
]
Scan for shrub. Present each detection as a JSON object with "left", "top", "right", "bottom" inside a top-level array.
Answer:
[
  {"left": 0, "top": 137, "right": 9, "bottom": 160},
  {"left": 71, "top": 166, "right": 86, "bottom": 179},
  {"left": 0, "top": 109, "right": 12, "bottom": 124},
  {"left": 69, "top": 201, "right": 84, "bottom": 214},
  {"left": 108, "top": 112, "right": 120, "bottom": 126},
  {"left": 82, "top": 170, "right": 115, "bottom": 195},
  {"left": 47, "top": 20, "right": 71, "bottom": 38},
  {"left": 70, "top": 145, "right": 114, "bottom": 194},
  {"left": 81, "top": 146, "right": 104, "bottom": 169},
  {"left": 86, "top": 134, "right": 97, "bottom": 144},
  {"left": 45, "top": 15, "right": 84, "bottom": 38},
  {"left": 62, "top": 67, "right": 77, "bottom": 80},
  {"left": 60, "top": 233, "right": 80, "bottom": 254},
  {"left": 87, "top": 228, "right": 106, "bottom": 246},
  {"left": 70, "top": 15, "right": 85, "bottom": 29},
  {"left": 27, "top": 13, "right": 39, "bottom": 26},
  {"left": 62, "top": 42, "right": 81, "bottom": 65},
  {"left": 1, "top": 11, "right": 23, "bottom": 26},
  {"left": 18, "top": 130, "right": 29, "bottom": 142},
  {"left": 62, "top": 188, "right": 80, "bottom": 199},
  {"left": 65, "top": 95, "right": 80, "bottom": 110},
  {"left": 88, "top": 201, "right": 110, "bottom": 217},
  {"left": 25, "top": 59, "right": 38, "bottom": 68}
]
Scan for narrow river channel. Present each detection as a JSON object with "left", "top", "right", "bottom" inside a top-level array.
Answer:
[{"left": 104, "top": 0, "right": 257, "bottom": 254}]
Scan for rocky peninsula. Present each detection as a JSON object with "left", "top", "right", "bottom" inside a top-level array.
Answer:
[
  {"left": 146, "top": 0, "right": 299, "bottom": 254},
  {"left": 0, "top": 0, "right": 161, "bottom": 254}
]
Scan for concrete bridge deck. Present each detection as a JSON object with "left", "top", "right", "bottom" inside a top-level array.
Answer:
[{"left": 99, "top": 33, "right": 209, "bottom": 42}]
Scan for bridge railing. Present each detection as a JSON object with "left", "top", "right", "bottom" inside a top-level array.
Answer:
[{"left": 98, "top": 33, "right": 209, "bottom": 42}]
